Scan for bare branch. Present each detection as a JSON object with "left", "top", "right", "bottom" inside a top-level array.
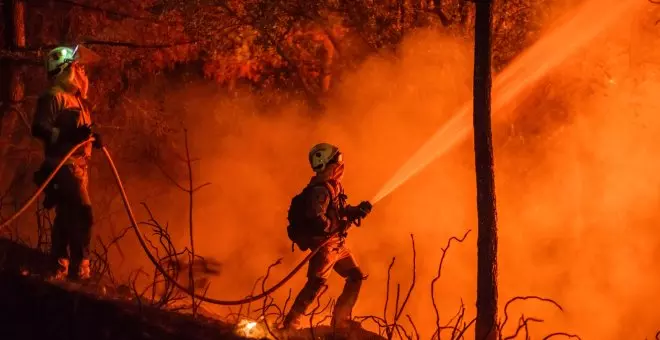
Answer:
[
  {"left": 432, "top": 230, "right": 471, "bottom": 337},
  {"left": 392, "top": 234, "right": 417, "bottom": 329},
  {"left": 500, "top": 295, "right": 563, "bottom": 335},
  {"left": 193, "top": 182, "right": 212, "bottom": 192},
  {"left": 406, "top": 315, "right": 420, "bottom": 340},
  {"left": 306, "top": 284, "right": 329, "bottom": 340},
  {"left": 455, "top": 317, "right": 477, "bottom": 340},
  {"left": 543, "top": 333, "right": 582, "bottom": 340},
  {"left": 53, "top": 39, "right": 198, "bottom": 49},
  {"left": 184, "top": 128, "right": 197, "bottom": 317},
  {"left": 30, "top": 0, "right": 157, "bottom": 21},
  {"left": 261, "top": 258, "right": 283, "bottom": 340},
  {"left": 277, "top": 288, "right": 292, "bottom": 325},
  {"left": 383, "top": 257, "right": 395, "bottom": 336},
  {"left": 503, "top": 315, "right": 544, "bottom": 340},
  {"left": 154, "top": 161, "right": 187, "bottom": 192}
]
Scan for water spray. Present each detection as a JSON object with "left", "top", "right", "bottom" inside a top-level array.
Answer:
[{"left": 372, "top": 0, "right": 644, "bottom": 204}]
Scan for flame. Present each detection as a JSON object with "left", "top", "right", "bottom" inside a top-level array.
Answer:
[{"left": 234, "top": 318, "right": 271, "bottom": 339}]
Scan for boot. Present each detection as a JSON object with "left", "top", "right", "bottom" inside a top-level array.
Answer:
[
  {"left": 78, "top": 258, "right": 91, "bottom": 281},
  {"left": 280, "top": 278, "right": 326, "bottom": 331},
  {"left": 332, "top": 274, "right": 362, "bottom": 330},
  {"left": 50, "top": 258, "right": 69, "bottom": 280},
  {"left": 280, "top": 311, "right": 304, "bottom": 330}
]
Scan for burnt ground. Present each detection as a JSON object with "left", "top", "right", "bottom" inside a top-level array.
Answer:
[{"left": 0, "top": 239, "right": 386, "bottom": 340}]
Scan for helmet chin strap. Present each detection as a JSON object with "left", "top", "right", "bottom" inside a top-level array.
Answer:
[{"left": 327, "top": 162, "right": 345, "bottom": 181}]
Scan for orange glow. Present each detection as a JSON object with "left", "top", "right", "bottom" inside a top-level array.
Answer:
[
  {"left": 234, "top": 318, "right": 269, "bottom": 339},
  {"left": 100, "top": 0, "right": 660, "bottom": 339}
]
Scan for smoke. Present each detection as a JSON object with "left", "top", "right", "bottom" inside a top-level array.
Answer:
[{"left": 105, "top": 3, "right": 660, "bottom": 339}]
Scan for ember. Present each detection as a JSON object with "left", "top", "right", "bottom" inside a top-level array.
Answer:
[{"left": 234, "top": 318, "right": 269, "bottom": 339}]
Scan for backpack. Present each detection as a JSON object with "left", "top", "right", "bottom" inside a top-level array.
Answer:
[{"left": 287, "top": 182, "right": 335, "bottom": 251}]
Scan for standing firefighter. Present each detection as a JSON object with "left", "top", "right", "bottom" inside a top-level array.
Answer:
[
  {"left": 282, "top": 143, "right": 373, "bottom": 330},
  {"left": 31, "top": 45, "right": 102, "bottom": 281}
]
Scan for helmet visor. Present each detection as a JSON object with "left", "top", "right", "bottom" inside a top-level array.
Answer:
[
  {"left": 73, "top": 45, "right": 102, "bottom": 65},
  {"left": 328, "top": 151, "right": 343, "bottom": 166}
]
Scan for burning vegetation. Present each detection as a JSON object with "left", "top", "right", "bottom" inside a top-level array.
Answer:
[{"left": 1, "top": 0, "right": 660, "bottom": 339}]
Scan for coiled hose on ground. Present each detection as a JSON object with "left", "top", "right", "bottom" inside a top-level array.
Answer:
[{"left": 0, "top": 139, "right": 327, "bottom": 305}]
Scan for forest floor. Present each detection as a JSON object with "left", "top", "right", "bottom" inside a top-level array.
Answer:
[{"left": 0, "top": 238, "right": 385, "bottom": 340}]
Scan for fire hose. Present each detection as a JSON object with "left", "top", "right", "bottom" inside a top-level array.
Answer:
[{"left": 0, "top": 138, "right": 353, "bottom": 305}]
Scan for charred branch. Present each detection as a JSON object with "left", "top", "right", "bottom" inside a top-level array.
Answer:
[
  {"left": 502, "top": 315, "right": 543, "bottom": 340},
  {"left": 28, "top": 0, "right": 157, "bottom": 21},
  {"left": 499, "top": 295, "right": 563, "bottom": 335},
  {"left": 384, "top": 256, "right": 395, "bottom": 333},
  {"left": 260, "top": 258, "right": 283, "bottom": 340},
  {"left": 390, "top": 234, "right": 416, "bottom": 338},
  {"left": 542, "top": 333, "right": 582, "bottom": 340},
  {"left": 405, "top": 314, "right": 419, "bottom": 340},
  {"left": 184, "top": 128, "right": 198, "bottom": 316},
  {"left": 432, "top": 229, "right": 471, "bottom": 338},
  {"left": 0, "top": 39, "right": 197, "bottom": 69}
]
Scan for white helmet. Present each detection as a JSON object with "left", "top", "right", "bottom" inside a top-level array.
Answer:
[
  {"left": 46, "top": 45, "right": 79, "bottom": 77},
  {"left": 308, "top": 143, "right": 342, "bottom": 173}
]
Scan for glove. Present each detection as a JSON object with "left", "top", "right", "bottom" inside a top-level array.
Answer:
[
  {"left": 91, "top": 132, "right": 103, "bottom": 149},
  {"left": 356, "top": 201, "right": 372, "bottom": 218},
  {"left": 66, "top": 124, "right": 93, "bottom": 145}
]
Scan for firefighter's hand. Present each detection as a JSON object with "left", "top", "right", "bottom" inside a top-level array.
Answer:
[
  {"left": 91, "top": 132, "right": 103, "bottom": 149},
  {"left": 70, "top": 124, "right": 93, "bottom": 144},
  {"left": 356, "top": 201, "right": 372, "bottom": 218}
]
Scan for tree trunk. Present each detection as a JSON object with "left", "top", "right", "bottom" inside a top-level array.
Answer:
[
  {"left": 472, "top": 1, "right": 498, "bottom": 340},
  {"left": 320, "top": 40, "right": 333, "bottom": 93},
  {"left": 0, "top": 0, "right": 27, "bottom": 184}
]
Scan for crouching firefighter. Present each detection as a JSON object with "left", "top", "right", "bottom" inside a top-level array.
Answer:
[
  {"left": 282, "top": 143, "right": 373, "bottom": 330},
  {"left": 31, "top": 45, "right": 103, "bottom": 281}
]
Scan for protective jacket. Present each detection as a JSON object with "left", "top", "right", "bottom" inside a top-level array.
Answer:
[{"left": 31, "top": 86, "right": 92, "bottom": 167}]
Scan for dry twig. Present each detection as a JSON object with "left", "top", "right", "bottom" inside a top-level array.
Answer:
[
  {"left": 499, "top": 295, "right": 563, "bottom": 337},
  {"left": 502, "top": 315, "right": 544, "bottom": 340},
  {"left": 542, "top": 333, "right": 582, "bottom": 340},
  {"left": 261, "top": 258, "right": 283, "bottom": 340},
  {"left": 432, "top": 229, "right": 471, "bottom": 339}
]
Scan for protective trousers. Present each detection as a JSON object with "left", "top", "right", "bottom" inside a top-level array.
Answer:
[
  {"left": 50, "top": 162, "right": 93, "bottom": 279},
  {"left": 284, "top": 239, "right": 365, "bottom": 328}
]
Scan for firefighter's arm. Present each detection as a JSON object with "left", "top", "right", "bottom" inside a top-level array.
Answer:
[
  {"left": 344, "top": 201, "right": 373, "bottom": 220},
  {"left": 306, "top": 186, "right": 333, "bottom": 233},
  {"left": 31, "top": 93, "right": 61, "bottom": 145}
]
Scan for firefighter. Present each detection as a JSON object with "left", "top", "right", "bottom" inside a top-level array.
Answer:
[
  {"left": 282, "top": 143, "right": 372, "bottom": 330},
  {"left": 31, "top": 45, "right": 102, "bottom": 281}
]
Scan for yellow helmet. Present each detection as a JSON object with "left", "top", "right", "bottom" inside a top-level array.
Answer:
[
  {"left": 308, "top": 143, "right": 342, "bottom": 173},
  {"left": 45, "top": 44, "right": 101, "bottom": 78},
  {"left": 46, "top": 46, "right": 79, "bottom": 77}
]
